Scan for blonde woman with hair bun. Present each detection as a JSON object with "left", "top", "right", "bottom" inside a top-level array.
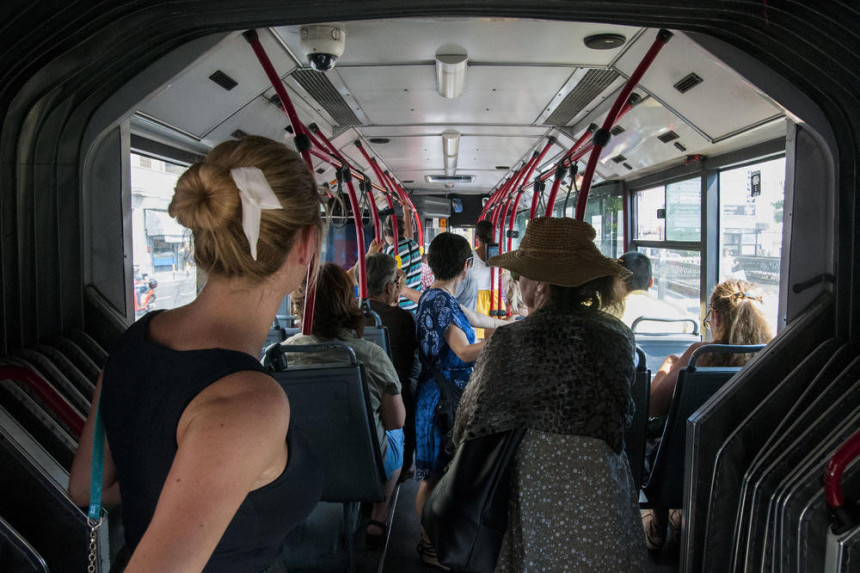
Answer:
[{"left": 70, "top": 135, "right": 324, "bottom": 573}]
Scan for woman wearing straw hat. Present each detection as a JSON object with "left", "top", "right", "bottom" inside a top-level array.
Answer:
[{"left": 453, "top": 217, "right": 647, "bottom": 572}]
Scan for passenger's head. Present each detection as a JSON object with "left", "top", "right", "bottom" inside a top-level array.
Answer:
[
  {"left": 169, "top": 135, "right": 322, "bottom": 287},
  {"left": 707, "top": 280, "right": 773, "bottom": 360},
  {"left": 489, "top": 217, "right": 628, "bottom": 313},
  {"left": 383, "top": 215, "right": 406, "bottom": 245},
  {"left": 475, "top": 219, "right": 494, "bottom": 247},
  {"left": 427, "top": 232, "right": 473, "bottom": 281},
  {"left": 310, "top": 263, "right": 364, "bottom": 339},
  {"left": 618, "top": 251, "right": 653, "bottom": 292},
  {"left": 366, "top": 252, "right": 401, "bottom": 303}
]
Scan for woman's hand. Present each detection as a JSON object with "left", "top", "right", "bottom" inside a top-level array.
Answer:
[{"left": 367, "top": 238, "right": 385, "bottom": 255}]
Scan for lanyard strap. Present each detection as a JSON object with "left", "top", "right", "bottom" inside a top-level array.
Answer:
[{"left": 88, "top": 405, "right": 105, "bottom": 522}]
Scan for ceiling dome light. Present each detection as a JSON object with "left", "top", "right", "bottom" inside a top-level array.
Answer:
[
  {"left": 583, "top": 33, "right": 627, "bottom": 50},
  {"left": 435, "top": 46, "right": 468, "bottom": 99}
]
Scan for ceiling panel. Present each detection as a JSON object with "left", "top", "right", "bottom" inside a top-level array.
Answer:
[
  {"left": 338, "top": 65, "right": 575, "bottom": 125},
  {"left": 139, "top": 30, "right": 297, "bottom": 138},
  {"left": 273, "top": 19, "right": 643, "bottom": 67},
  {"left": 201, "top": 97, "right": 297, "bottom": 149},
  {"left": 614, "top": 31, "right": 783, "bottom": 141},
  {"left": 357, "top": 125, "right": 550, "bottom": 138}
]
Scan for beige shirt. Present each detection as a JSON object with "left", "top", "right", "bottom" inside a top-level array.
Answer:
[{"left": 620, "top": 290, "right": 696, "bottom": 334}]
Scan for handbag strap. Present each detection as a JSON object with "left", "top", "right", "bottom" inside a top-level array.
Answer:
[{"left": 87, "top": 405, "right": 105, "bottom": 572}]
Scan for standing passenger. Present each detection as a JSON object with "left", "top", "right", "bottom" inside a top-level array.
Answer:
[
  {"left": 384, "top": 207, "right": 423, "bottom": 312},
  {"left": 471, "top": 219, "right": 497, "bottom": 337},
  {"left": 453, "top": 217, "right": 647, "bottom": 572},
  {"left": 415, "top": 232, "right": 488, "bottom": 568},
  {"left": 69, "top": 135, "right": 324, "bottom": 572}
]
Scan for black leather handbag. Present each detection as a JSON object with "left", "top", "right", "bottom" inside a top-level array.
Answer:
[{"left": 421, "top": 427, "right": 528, "bottom": 573}]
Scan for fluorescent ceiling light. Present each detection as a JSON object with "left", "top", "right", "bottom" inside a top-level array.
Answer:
[
  {"left": 425, "top": 174, "right": 474, "bottom": 183},
  {"left": 435, "top": 47, "right": 468, "bottom": 99},
  {"left": 442, "top": 129, "right": 460, "bottom": 176}
]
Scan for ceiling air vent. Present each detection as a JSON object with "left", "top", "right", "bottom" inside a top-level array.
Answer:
[
  {"left": 369, "top": 138, "right": 391, "bottom": 144},
  {"left": 209, "top": 70, "right": 238, "bottom": 91},
  {"left": 284, "top": 125, "right": 294, "bottom": 134},
  {"left": 403, "top": 180, "right": 414, "bottom": 184},
  {"left": 425, "top": 175, "right": 475, "bottom": 184},
  {"left": 544, "top": 68, "right": 619, "bottom": 126},
  {"left": 658, "top": 131, "right": 680, "bottom": 143},
  {"left": 674, "top": 73, "right": 703, "bottom": 94},
  {"left": 610, "top": 125, "right": 626, "bottom": 136},
  {"left": 292, "top": 69, "right": 361, "bottom": 126},
  {"left": 316, "top": 168, "right": 326, "bottom": 174},
  {"left": 495, "top": 165, "right": 510, "bottom": 170},
  {"left": 231, "top": 129, "right": 248, "bottom": 139},
  {"left": 611, "top": 154, "right": 627, "bottom": 164},
  {"left": 622, "top": 162, "right": 634, "bottom": 170},
  {"left": 674, "top": 142, "right": 687, "bottom": 152}
]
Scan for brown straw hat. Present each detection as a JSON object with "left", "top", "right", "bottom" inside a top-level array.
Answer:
[{"left": 488, "top": 217, "right": 630, "bottom": 287}]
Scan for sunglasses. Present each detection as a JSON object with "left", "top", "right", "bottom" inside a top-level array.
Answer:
[
  {"left": 465, "top": 256, "right": 474, "bottom": 269},
  {"left": 703, "top": 308, "right": 713, "bottom": 329}
]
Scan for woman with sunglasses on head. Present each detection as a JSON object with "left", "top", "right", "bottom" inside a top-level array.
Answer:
[
  {"left": 648, "top": 278, "right": 775, "bottom": 418},
  {"left": 69, "top": 136, "right": 324, "bottom": 572}
]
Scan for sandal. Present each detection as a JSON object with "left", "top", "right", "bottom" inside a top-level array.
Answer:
[
  {"left": 668, "top": 509, "right": 683, "bottom": 541},
  {"left": 417, "top": 538, "right": 450, "bottom": 570},
  {"left": 365, "top": 519, "right": 388, "bottom": 549},
  {"left": 641, "top": 509, "right": 666, "bottom": 553}
]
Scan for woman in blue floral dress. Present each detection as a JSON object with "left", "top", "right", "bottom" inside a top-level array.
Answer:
[{"left": 414, "top": 231, "right": 488, "bottom": 567}]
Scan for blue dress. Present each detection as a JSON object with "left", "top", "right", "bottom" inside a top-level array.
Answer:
[{"left": 414, "top": 288, "right": 476, "bottom": 480}]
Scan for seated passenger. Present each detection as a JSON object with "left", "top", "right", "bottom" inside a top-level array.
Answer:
[
  {"left": 618, "top": 251, "right": 694, "bottom": 332},
  {"left": 365, "top": 252, "right": 420, "bottom": 480},
  {"left": 649, "top": 278, "right": 775, "bottom": 417},
  {"left": 453, "top": 217, "right": 647, "bottom": 572},
  {"left": 69, "top": 135, "right": 323, "bottom": 572},
  {"left": 285, "top": 263, "right": 406, "bottom": 548}
]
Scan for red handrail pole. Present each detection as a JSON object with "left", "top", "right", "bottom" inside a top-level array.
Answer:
[
  {"left": 508, "top": 190, "right": 526, "bottom": 252},
  {"left": 0, "top": 365, "right": 85, "bottom": 437},
  {"left": 825, "top": 427, "right": 860, "bottom": 510},
  {"left": 244, "top": 31, "right": 313, "bottom": 169},
  {"left": 342, "top": 174, "right": 368, "bottom": 298},
  {"left": 544, "top": 163, "right": 569, "bottom": 217},
  {"left": 525, "top": 138, "right": 556, "bottom": 219},
  {"left": 385, "top": 169, "right": 424, "bottom": 251},
  {"left": 576, "top": 29, "right": 672, "bottom": 221},
  {"left": 362, "top": 179, "right": 382, "bottom": 243}
]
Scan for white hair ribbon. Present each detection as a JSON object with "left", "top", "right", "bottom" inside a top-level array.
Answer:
[{"left": 230, "top": 167, "right": 283, "bottom": 261}]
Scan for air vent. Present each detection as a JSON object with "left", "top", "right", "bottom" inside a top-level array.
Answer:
[
  {"left": 674, "top": 142, "right": 687, "bottom": 152},
  {"left": 284, "top": 125, "right": 294, "bottom": 134},
  {"left": 369, "top": 137, "right": 390, "bottom": 144},
  {"left": 209, "top": 70, "right": 238, "bottom": 91},
  {"left": 403, "top": 180, "right": 414, "bottom": 184},
  {"left": 611, "top": 154, "right": 627, "bottom": 164},
  {"left": 425, "top": 175, "right": 475, "bottom": 184},
  {"left": 495, "top": 165, "right": 510, "bottom": 170},
  {"left": 544, "top": 69, "right": 619, "bottom": 126},
  {"left": 674, "top": 72, "right": 703, "bottom": 94},
  {"left": 657, "top": 131, "right": 680, "bottom": 143},
  {"left": 316, "top": 168, "right": 326, "bottom": 174},
  {"left": 610, "top": 125, "right": 626, "bottom": 136},
  {"left": 292, "top": 69, "right": 361, "bottom": 126},
  {"left": 622, "top": 162, "right": 634, "bottom": 170},
  {"left": 269, "top": 94, "right": 282, "bottom": 109},
  {"left": 231, "top": 129, "right": 248, "bottom": 139}
]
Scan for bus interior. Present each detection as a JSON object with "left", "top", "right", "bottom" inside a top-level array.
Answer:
[{"left": 2, "top": 2, "right": 860, "bottom": 572}]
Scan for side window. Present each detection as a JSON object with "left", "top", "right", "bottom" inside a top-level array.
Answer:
[
  {"left": 130, "top": 153, "right": 196, "bottom": 318},
  {"left": 718, "top": 156, "right": 786, "bottom": 331}
]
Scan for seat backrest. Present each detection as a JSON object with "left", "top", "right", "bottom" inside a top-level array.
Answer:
[
  {"left": 0, "top": 516, "right": 49, "bottom": 573},
  {"left": 644, "top": 344, "right": 765, "bottom": 508},
  {"left": 625, "top": 347, "right": 651, "bottom": 489},
  {"left": 635, "top": 329, "right": 702, "bottom": 375},
  {"left": 267, "top": 342, "right": 386, "bottom": 503},
  {"left": 362, "top": 325, "right": 391, "bottom": 358}
]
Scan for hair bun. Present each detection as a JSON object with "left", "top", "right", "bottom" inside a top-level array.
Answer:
[{"left": 169, "top": 162, "right": 240, "bottom": 233}]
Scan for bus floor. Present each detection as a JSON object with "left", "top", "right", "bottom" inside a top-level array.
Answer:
[{"left": 358, "top": 477, "right": 681, "bottom": 572}]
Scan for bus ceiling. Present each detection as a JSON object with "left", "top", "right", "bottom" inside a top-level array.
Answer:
[{"left": 129, "top": 18, "right": 789, "bottom": 200}]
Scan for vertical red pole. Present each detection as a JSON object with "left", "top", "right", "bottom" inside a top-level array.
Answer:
[{"left": 524, "top": 138, "right": 556, "bottom": 220}]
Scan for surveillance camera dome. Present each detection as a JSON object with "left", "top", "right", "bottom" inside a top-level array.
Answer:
[{"left": 300, "top": 24, "right": 346, "bottom": 72}]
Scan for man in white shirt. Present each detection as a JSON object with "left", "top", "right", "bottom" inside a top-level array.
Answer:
[{"left": 618, "top": 252, "right": 695, "bottom": 333}]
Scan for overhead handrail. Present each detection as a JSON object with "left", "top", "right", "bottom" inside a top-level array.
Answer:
[
  {"left": 354, "top": 142, "right": 398, "bottom": 248},
  {"left": 0, "top": 365, "right": 85, "bottom": 438},
  {"left": 384, "top": 167, "right": 424, "bottom": 253},
  {"left": 825, "top": 427, "right": 860, "bottom": 534},
  {"left": 575, "top": 29, "right": 672, "bottom": 221},
  {"left": 524, "top": 138, "right": 557, "bottom": 220}
]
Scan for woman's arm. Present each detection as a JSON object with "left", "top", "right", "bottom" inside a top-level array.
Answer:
[
  {"left": 445, "top": 324, "right": 486, "bottom": 364},
  {"left": 400, "top": 285, "right": 421, "bottom": 304},
  {"left": 459, "top": 305, "right": 512, "bottom": 330},
  {"left": 649, "top": 342, "right": 704, "bottom": 417},
  {"left": 402, "top": 203, "right": 414, "bottom": 240},
  {"left": 69, "top": 373, "right": 121, "bottom": 507},
  {"left": 380, "top": 393, "right": 406, "bottom": 430},
  {"left": 122, "top": 372, "right": 290, "bottom": 573}
]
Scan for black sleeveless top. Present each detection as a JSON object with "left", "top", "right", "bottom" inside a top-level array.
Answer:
[{"left": 100, "top": 311, "right": 321, "bottom": 572}]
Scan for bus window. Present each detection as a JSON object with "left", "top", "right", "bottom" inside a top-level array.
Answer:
[
  {"left": 718, "top": 156, "right": 786, "bottom": 331},
  {"left": 130, "top": 153, "right": 196, "bottom": 318}
]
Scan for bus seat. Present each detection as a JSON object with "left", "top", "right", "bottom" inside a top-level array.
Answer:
[
  {"left": 363, "top": 308, "right": 392, "bottom": 358},
  {"left": 265, "top": 342, "right": 386, "bottom": 573},
  {"left": 0, "top": 364, "right": 85, "bottom": 439},
  {"left": 0, "top": 515, "right": 49, "bottom": 573},
  {"left": 8, "top": 350, "right": 90, "bottom": 416},
  {"left": 625, "top": 347, "right": 651, "bottom": 489},
  {"left": 0, "top": 403, "right": 111, "bottom": 572},
  {"left": 632, "top": 317, "right": 701, "bottom": 373},
  {"left": 35, "top": 345, "right": 96, "bottom": 401},
  {"left": 52, "top": 338, "right": 101, "bottom": 383},
  {"left": 642, "top": 344, "right": 764, "bottom": 510},
  {"left": 67, "top": 330, "right": 109, "bottom": 369}
]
